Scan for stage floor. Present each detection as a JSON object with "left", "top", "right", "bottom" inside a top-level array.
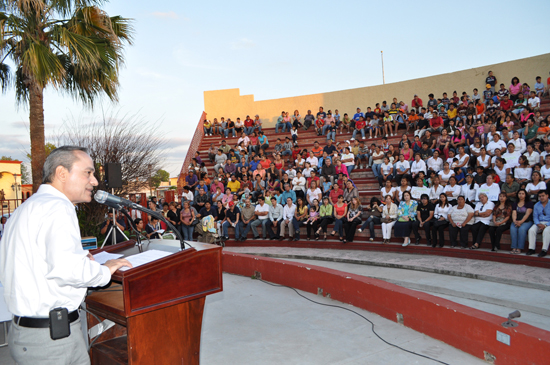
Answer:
[{"left": 200, "top": 273, "right": 484, "bottom": 364}]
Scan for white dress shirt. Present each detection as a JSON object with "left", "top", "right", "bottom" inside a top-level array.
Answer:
[
  {"left": 443, "top": 184, "right": 462, "bottom": 201},
  {"left": 429, "top": 185, "right": 444, "bottom": 201},
  {"left": 283, "top": 204, "right": 296, "bottom": 221},
  {"left": 427, "top": 157, "right": 443, "bottom": 172},
  {"left": 461, "top": 183, "right": 479, "bottom": 202},
  {"left": 524, "top": 151, "right": 540, "bottom": 167},
  {"left": 0, "top": 185, "right": 111, "bottom": 317},
  {"left": 411, "top": 160, "right": 427, "bottom": 174},
  {"left": 511, "top": 138, "right": 527, "bottom": 154}
]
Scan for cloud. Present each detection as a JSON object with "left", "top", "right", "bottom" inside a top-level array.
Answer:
[
  {"left": 11, "top": 121, "right": 28, "bottom": 129},
  {"left": 230, "top": 38, "right": 256, "bottom": 50},
  {"left": 151, "top": 11, "right": 179, "bottom": 20}
]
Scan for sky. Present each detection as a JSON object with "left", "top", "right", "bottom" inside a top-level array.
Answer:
[{"left": 1, "top": 0, "right": 549, "bottom": 178}]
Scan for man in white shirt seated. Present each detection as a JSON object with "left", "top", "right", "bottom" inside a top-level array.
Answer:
[
  {"left": 486, "top": 133, "right": 506, "bottom": 156},
  {"left": 250, "top": 196, "right": 270, "bottom": 240},
  {"left": 279, "top": 197, "right": 296, "bottom": 241},
  {"left": 502, "top": 143, "right": 521, "bottom": 169},
  {"left": 510, "top": 131, "right": 527, "bottom": 154},
  {"left": 0, "top": 146, "right": 131, "bottom": 364},
  {"left": 523, "top": 144, "right": 540, "bottom": 167},
  {"left": 427, "top": 150, "right": 444, "bottom": 173}
]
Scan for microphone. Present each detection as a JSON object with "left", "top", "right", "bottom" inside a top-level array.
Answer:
[
  {"left": 94, "top": 190, "right": 137, "bottom": 209},
  {"left": 94, "top": 190, "right": 188, "bottom": 250}
]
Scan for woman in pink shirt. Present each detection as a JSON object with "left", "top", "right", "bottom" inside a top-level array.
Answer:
[
  {"left": 335, "top": 160, "right": 349, "bottom": 178},
  {"left": 509, "top": 77, "right": 521, "bottom": 101}
]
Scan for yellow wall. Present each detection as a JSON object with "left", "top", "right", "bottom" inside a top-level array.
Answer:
[
  {"left": 204, "top": 53, "right": 550, "bottom": 127},
  {"left": 0, "top": 161, "right": 22, "bottom": 201}
]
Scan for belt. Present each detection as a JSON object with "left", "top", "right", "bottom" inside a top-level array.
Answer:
[{"left": 14, "top": 310, "right": 79, "bottom": 328}]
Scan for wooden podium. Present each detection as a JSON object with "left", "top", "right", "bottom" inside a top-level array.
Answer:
[{"left": 85, "top": 239, "right": 222, "bottom": 364}]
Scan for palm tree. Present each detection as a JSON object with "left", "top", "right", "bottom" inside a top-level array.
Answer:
[{"left": 0, "top": 1, "right": 133, "bottom": 192}]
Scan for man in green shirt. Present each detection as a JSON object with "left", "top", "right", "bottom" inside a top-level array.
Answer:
[
  {"left": 238, "top": 198, "right": 256, "bottom": 241},
  {"left": 523, "top": 118, "right": 538, "bottom": 144},
  {"left": 501, "top": 174, "right": 520, "bottom": 202}
]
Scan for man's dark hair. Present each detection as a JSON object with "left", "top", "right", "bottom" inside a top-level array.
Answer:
[
  {"left": 134, "top": 218, "right": 142, "bottom": 226},
  {"left": 43, "top": 146, "right": 88, "bottom": 184}
]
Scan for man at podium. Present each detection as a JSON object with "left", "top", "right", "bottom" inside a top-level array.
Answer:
[{"left": 0, "top": 146, "right": 131, "bottom": 365}]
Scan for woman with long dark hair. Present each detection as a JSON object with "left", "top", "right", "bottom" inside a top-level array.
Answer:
[
  {"left": 509, "top": 77, "right": 521, "bottom": 101},
  {"left": 510, "top": 189, "right": 534, "bottom": 254},
  {"left": 314, "top": 197, "right": 334, "bottom": 241},
  {"left": 358, "top": 197, "right": 383, "bottom": 241},
  {"left": 343, "top": 197, "right": 363, "bottom": 244},
  {"left": 331, "top": 195, "right": 348, "bottom": 242},
  {"left": 395, "top": 191, "right": 418, "bottom": 247},
  {"left": 487, "top": 192, "right": 512, "bottom": 251},
  {"left": 431, "top": 193, "right": 451, "bottom": 248}
]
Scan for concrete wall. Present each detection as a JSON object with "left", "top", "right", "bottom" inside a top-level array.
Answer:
[{"left": 204, "top": 53, "right": 550, "bottom": 127}]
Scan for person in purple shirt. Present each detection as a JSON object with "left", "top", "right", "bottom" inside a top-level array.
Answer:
[
  {"left": 224, "top": 160, "right": 237, "bottom": 175},
  {"left": 194, "top": 151, "right": 203, "bottom": 165},
  {"left": 185, "top": 170, "right": 198, "bottom": 190},
  {"left": 464, "top": 126, "right": 479, "bottom": 154}
]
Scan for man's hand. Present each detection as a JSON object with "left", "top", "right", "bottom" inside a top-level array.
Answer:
[
  {"left": 87, "top": 252, "right": 95, "bottom": 261},
  {"left": 104, "top": 258, "right": 133, "bottom": 275},
  {"left": 538, "top": 223, "right": 546, "bottom": 230}
]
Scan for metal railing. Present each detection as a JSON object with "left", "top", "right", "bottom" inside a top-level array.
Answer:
[
  {"left": 1, "top": 199, "right": 22, "bottom": 218},
  {"left": 177, "top": 112, "right": 206, "bottom": 191}
]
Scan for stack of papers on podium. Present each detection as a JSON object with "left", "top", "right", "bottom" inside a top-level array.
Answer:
[
  {"left": 119, "top": 249, "right": 172, "bottom": 271},
  {"left": 93, "top": 251, "right": 123, "bottom": 264}
]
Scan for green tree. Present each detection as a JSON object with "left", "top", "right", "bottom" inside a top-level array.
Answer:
[
  {"left": 26, "top": 142, "right": 57, "bottom": 162},
  {"left": 150, "top": 169, "right": 170, "bottom": 189},
  {"left": 0, "top": 1, "right": 133, "bottom": 192}
]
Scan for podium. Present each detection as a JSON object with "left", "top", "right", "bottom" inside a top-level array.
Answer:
[{"left": 85, "top": 239, "right": 222, "bottom": 364}]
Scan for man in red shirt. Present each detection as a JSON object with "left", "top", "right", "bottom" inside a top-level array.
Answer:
[
  {"left": 499, "top": 95, "right": 514, "bottom": 112},
  {"left": 307, "top": 170, "right": 320, "bottom": 189},
  {"left": 244, "top": 115, "right": 255, "bottom": 135},
  {"left": 428, "top": 112, "right": 443, "bottom": 133},
  {"left": 411, "top": 94, "right": 423, "bottom": 112}
]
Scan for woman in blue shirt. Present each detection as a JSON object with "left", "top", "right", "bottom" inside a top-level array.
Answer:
[
  {"left": 394, "top": 191, "right": 418, "bottom": 247},
  {"left": 258, "top": 131, "right": 269, "bottom": 152}
]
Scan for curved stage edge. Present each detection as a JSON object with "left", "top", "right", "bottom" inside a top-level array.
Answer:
[{"left": 222, "top": 251, "right": 549, "bottom": 365}]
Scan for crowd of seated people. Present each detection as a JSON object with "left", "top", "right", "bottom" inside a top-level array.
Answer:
[{"left": 181, "top": 72, "right": 550, "bottom": 257}]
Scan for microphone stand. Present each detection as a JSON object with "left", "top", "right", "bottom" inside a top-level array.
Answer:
[
  {"left": 118, "top": 208, "right": 145, "bottom": 253},
  {"left": 101, "top": 201, "right": 189, "bottom": 251}
]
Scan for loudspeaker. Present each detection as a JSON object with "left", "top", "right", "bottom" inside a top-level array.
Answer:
[{"left": 104, "top": 163, "right": 122, "bottom": 189}]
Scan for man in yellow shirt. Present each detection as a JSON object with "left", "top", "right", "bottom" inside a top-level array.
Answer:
[
  {"left": 227, "top": 175, "right": 241, "bottom": 193},
  {"left": 447, "top": 104, "right": 457, "bottom": 122}
]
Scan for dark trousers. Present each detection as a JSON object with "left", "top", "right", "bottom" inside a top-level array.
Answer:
[
  {"left": 344, "top": 218, "right": 361, "bottom": 242},
  {"left": 361, "top": 216, "right": 381, "bottom": 238},
  {"left": 306, "top": 220, "right": 321, "bottom": 238},
  {"left": 448, "top": 224, "right": 472, "bottom": 248},
  {"left": 292, "top": 217, "right": 307, "bottom": 239},
  {"left": 471, "top": 222, "right": 490, "bottom": 247},
  {"left": 266, "top": 220, "right": 281, "bottom": 239},
  {"left": 487, "top": 223, "right": 510, "bottom": 249},
  {"left": 431, "top": 220, "right": 449, "bottom": 247},
  {"left": 412, "top": 220, "right": 433, "bottom": 243},
  {"left": 316, "top": 217, "right": 334, "bottom": 233}
]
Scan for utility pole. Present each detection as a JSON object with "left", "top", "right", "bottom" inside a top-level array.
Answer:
[{"left": 381, "top": 51, "right": 385, "bottom": 85}]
